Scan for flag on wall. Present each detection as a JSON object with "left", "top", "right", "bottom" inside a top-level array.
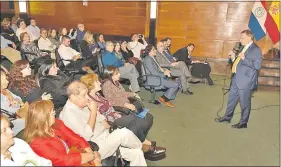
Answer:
[
  {"left": 248, "top": 1, "right": 267, "bottom": 40},
  {"left": 266, "top": 1, "right": 280, "bottom": 44}
]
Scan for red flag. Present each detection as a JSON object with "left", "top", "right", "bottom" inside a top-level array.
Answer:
[{"left": 263, "top": 1, "right": 280, "bottom": 44}]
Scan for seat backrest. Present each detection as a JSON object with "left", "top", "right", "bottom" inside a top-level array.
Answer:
[
  {"left": 97, "top": 53, "right": 104, "bottom": 76},
  {"left": 55, "top": 48, "right": 65, "bottom": 69}
]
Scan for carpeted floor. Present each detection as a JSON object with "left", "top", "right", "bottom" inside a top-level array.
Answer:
[{"left": 135, "top": 75, "right": 280, "bottom": 166}]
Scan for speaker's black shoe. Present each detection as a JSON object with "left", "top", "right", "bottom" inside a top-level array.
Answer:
[
  {"left": 206, "top": 76, "right": 214, "bottom": 86},
  {"left": 182, "top": 90, "right": 193, "bottom": 95},
  {"left": 231, "top": 123, "right": 247, "bottom": 129},
  {"left": 215, "top": 117, "right": 231, "bottom": 123}
]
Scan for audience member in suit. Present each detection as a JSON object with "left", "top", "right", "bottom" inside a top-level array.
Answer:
[
  {"left": 173, "top": 43, "right": 214, "bottom": 85},
  {"left": 143, "top": 45, "right": 179, "bottom": 108},
  {"left": 120, "top": 40, "right": 143, "bottom": 76},
  {"left": 38, "top": 59, "right": 72, "bottom": 108},
  {"left": 215, "top": 30, "right": 262, "bottom": 129},
  {"left": 48, "top": 28, "right": 60, "bottom": 48},
  {"left": 155, "top": 41, "right": 193, "bottom": 95},
  {"left": 8, "top": 60, "right": 52, "bottom": 103},
  {"left": 1, "top": 18, "right": 17, "bottom": 43},
  {"left": 161, "top": 38, "right": 172, "bottom": 55},
  {"left": 102, "top": 41, "right": 140, "bottom": 93},
  {"left": 76, "top": 23, "right": 85, "bottom": 44}
]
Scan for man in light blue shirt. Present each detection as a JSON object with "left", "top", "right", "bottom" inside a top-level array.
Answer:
[
  {"left": 27, "top": 18, "right": 40, "bottom": 40},
  {"left": 1, "top": 36, "right": 16, "bottom": 49}
]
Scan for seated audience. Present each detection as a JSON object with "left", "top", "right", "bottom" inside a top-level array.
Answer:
[
  {"left": 20, "top": 32, "right": 50, "bottom": 62},
  {"left": 59, "top": 27, "right": 77, "bottom": 42},
  {"left": 16, "top": 19, "right": 33, "bottom": 41},
  {"left": 38, "top": 28, "right": 56, "bottom": 59},
  {"left": 128, "top": 33, "right": 148, "bottom": 60},
  {"left": 38, "top": 59, "right": 72, "bottom": 108},
  {"left": 155, "top": 41, "right": 193, "bottom": 95},
  {"left": 38, "top": 28, "right": 56, "bottom": 51},
  {"left": 8, "top": 60, "right": 52, "bottom": 103},
  {"left": 11, "top": 16, "right": 20, "bottom": 33},
  {"left": 80, "top": 31, "right": 99, "bottom": 59},
  {"left": 173, "top": 43, "right": 213, "bottom": 85},
  {"left": 102, "top": 66, "right": 141, "bottom": 110},
  {"left": 26, "top": 18, "right": 40, "bottom": 41},
  {"left": 102, "top": 41, "right": 140, "bottom": 93},
  {"left": 1, "top": 114, "right": 52, "bottom": 166},
  {"left": 1, "top": 18, "right": 17, "bottom": 43},
  {"left": 143, "top": 45, "right": 179, "bottom": 107},
  {"left": 24, "top": 100, "right": 102, "bottom": 166},
  {"left": 48, "top": 28, "right": 60, "bottom": 48},
  {"left": 76, "top": 23, "right": 86, "bottom": 44},
  {"left": 60, "top": 81, "right": 147, "bottom": 166},
  {"left": 58, "top": 35, "right": 96, "bottom": 71},
  {"left": 81, "top": 73, "right": 166, "bottom": 157},
  {"left": 95, "top": 33, "right": 106, "bottom": 51},
  {"left": 120, "top": 40, "right": 143, "bottom": 76},
  {"left": 1, "top": 35, "right": 21, "bottom": 63},
  {"left": 1, "top": 71, "right": 26, "bottom": 135}
]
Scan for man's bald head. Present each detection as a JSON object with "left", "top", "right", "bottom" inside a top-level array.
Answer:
[
  {"left": 67, "top": 81, "right": 89, "bottom": 108},
  {"left": 67, "top": 81, "right": 88, "bottom": 97}
]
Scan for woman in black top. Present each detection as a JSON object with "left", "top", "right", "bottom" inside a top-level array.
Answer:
[
  {"left": 1, "top": 18, "right": 17, "bottom": 43},
  {"left": 8, "top": 60, "right": 52, "bottom": 103},
  {"left": 38, "top": 59, "right": 73, "bottom": 108},
  {"left": 120, "top": 40, "right": 143, "bottom": 76}
]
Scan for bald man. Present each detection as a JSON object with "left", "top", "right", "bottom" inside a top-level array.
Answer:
[{"left": 60, "top": 81, "right": 147, "bottom": 166}]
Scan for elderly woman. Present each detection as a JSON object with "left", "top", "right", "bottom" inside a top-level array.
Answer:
[
  {"left": 20, "top": 32, "right": 50, "bottom": 62},
  {"left": 81, "top": 73, "right": 166, "bottom": 157},
  {"left": 23, "top": 100, "right": 101, "bottom": 166},
  {"left": 8, "top": 60, "right": 52, "bottom": 103},
  {"left": 0, "top": 71, "right": 26, "bottom": 135},
  {"left": 0, "top": 114, "right": 52, "bottom": 166},
  {"left": 38, "top": 59, "right": 73, "bottom": 108}
]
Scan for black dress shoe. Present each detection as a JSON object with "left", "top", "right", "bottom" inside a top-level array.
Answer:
[
  {"left": 215, "top": 117, "right": 231, "bottom": 123},
  {"left": 182, "top": 90, "right": 193, "bottom": 95},
  {"left": 232, "top": 123, "right": 247, "bottom": 129}
]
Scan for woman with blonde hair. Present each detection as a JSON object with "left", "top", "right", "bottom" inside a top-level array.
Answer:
[
  {"left": 81, "top": 73, "right": 166, "bottom": 158},
  {"left": 23, "top": 100, "right": 101, "bottom": 166},
  {"left": 80, "top": 31, "right": 99, "bottom": 58}
]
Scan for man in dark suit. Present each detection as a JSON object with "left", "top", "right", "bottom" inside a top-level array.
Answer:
[{"left": 215, "top": 30, "right": 262, "bottom": 129}]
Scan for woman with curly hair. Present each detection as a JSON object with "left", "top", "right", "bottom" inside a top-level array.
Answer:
[{"left": 8, "top": 60, "right": 52, "bottom": 103}]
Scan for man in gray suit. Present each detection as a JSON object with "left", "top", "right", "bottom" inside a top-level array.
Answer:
[
  {"left": 143, "top": 45, "right": 179, "bottom": 108},
  {"left": 215, "top": 30, "right": 262, "bottom": 129},
  {"left": 155, "top": 41, "right": 193, "bottom": 95}
]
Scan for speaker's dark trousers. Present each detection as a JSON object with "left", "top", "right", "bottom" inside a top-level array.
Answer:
[{"left": 223, "top": 74, "right": 252, "bottom": 124}]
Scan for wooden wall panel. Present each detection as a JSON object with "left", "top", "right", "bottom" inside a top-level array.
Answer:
[
  {"left": 1, "top": 1, "right": 14, "bottom": 13},
  {"left": 156, "top": 2, "right": 276, "bottom": 61},
  {"left": 28, "top": 1, "right": 148, "bottom": 36}
]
